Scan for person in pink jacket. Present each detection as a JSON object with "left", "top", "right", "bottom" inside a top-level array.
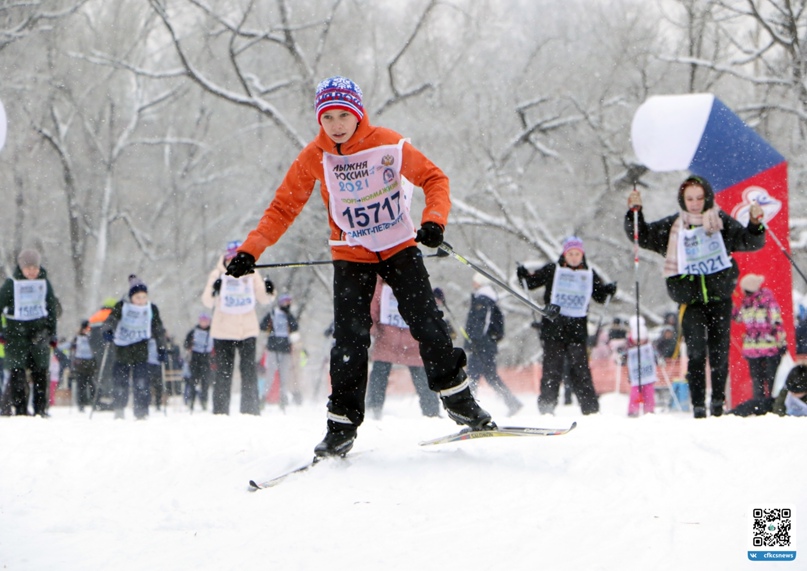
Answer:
[
  {"left": 366, "top": 277, "right": 440, "bottom": 419},
  {"left": 733, "top": 274, "right": 788, "bottom": 399},
  {"left": 202, "top": 241, "right": 274, "bottom": 415}
]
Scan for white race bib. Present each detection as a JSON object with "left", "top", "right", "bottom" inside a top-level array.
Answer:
[
  {"left": 75, "top": 336, "right": 94, "bottom": 360},
  {"left": 12, "top": 279, "right": 47, "bottom": 321},
  {"left": 677, "top": 226, "right": 732, "bottom": 276},
  {"left": 272, "top": 307, "right": 291, "bottom": 338},
  {"left": 324, "top": 139, "right": 415, "bottom": 252},
  {"left": 219, "top": 275, "right": 256, "bottom": 315},
  {"left": 550, "top": 266, "right": 593, "bottom": 318},
  {"left": 115, "top": 303, "right": 152, "bottom": 346},
  {"left": 627, "top": 344, "right": 657, "bottom": 386},
  {"left": 191, "top": 328, "right": 213, "bottom": 353},
  {"left": 379, "top": 284, "right": 408, "bottom": 328}
]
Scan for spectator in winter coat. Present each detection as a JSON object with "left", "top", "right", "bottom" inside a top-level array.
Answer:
[
  {"left": 729, "top": 363, "right": 807, "bottom": 417},
  {"left": 202, "top": 241, "right": 274, "bottom": 415},
  {"left": 626, "top": 175, "right": 765, "bottom": 418},
  {"left": 733, "top": 274, "right": 788, "bottom": 399},
  {"left": 0, "top": 249, "right": 61, "bottom": 416},
  {"left": 518, "top": 236, "right": 617, "bottom": 416},
  {"left": 260, "top": 293, "right": 300, "bottom": 409},
  {"left": 184, "top": 312, "right": 214, "bottom": 411},
  {"left": 366, "top": 277, "right": 441, "bottom": 419},
  {"left": 224, "top": 76, "right": 493, "bottom": 458},
  {"left": 464, "top": 273, "right": 523, "bottom": 416},
  {"left": 70, "top": 320, "right": 96, "bottom": 412},
  {"left": 102, "top": 275, "right": 166, "bottom": 420}
]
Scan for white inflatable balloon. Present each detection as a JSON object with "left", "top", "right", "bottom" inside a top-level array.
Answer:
[
  {"left": 631, "top": 93, "right": 714, "bottom": 172},
  {"left": 0, "top": 99, "right": 6, "bottom": 153}
]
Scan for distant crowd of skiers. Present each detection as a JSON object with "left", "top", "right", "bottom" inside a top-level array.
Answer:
[{"left": 3, "top": 76, "right": 806, "bottom": 460}]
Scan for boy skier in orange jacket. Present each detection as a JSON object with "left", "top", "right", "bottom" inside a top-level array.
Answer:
[{"left": 225, "top": 76, "right": 495, "bottom": 456}]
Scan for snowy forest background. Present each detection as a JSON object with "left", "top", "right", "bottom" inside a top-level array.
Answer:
[{"left": 2, "top": 0, "right": 807, "bottom": 367}]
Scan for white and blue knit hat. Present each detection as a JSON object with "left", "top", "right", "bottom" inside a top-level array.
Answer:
[{"left": 315, "top": 76, "right": 364, "bottom": 124}]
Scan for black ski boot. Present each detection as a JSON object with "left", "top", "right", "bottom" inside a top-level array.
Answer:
[
  {"left": 314, "top": 422, "right": 358, "bottom": 458},
  {"left": 439, "top": 379, "right": 494, "bottom": 430},
  {"left": 710, "top": 400, "right": 724, "bottom": 417}
]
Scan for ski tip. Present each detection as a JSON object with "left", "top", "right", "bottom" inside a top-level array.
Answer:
[
  {"left": 569, "top": 421, "right": 578, "bottom": 431},
  {"left": 248, "top": 480, "right": 262, "bottom": 491}
]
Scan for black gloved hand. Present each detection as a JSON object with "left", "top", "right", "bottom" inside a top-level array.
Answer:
[
  {"left": 516, "top": 264, "right": 530, "bottom": 281},
  {"left": 49, "top": 335, "right": 59, "bottom": 349},
  {"left": 103, "top": 330, "right": 114, "bottom": 343},
  {"left": 415, "top": 222, "right": 444, "bottom": 248},
  {"left": 212, "top": 278, "right": 222, "bottom": 295},
  {"left": 264, "top": 278, "right": 275, "bottom": 295},
  {"left": 603, "top": 282, "right": 618, "bottom": 296},
  {"left": 225, "top": 252, "right": 256, "bottom": 278}
]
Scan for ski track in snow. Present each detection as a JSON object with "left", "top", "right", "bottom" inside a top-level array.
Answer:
[{"left": 0, "top": 391, "right": 804, "bottom": 571}]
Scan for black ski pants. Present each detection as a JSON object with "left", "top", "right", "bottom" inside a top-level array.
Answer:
[
  {"left": 539, "top": 340, "right": 599, "bottom": 415},
  {"left": 366, "top": 361, "right": 440, "bottom": 417},
  {"left": 0, "top": 367, "right": 48, "bottom": 416},
  {"left": 329, "top": 247, "right": 463, "bottom": 427},
  {"left": 746, "top": 354, "right": 781, "bottom": 400},
  {"left": 467, "top": 347, "right": 522, "bottom": 410},
  {"left": 680, "top": 299, "right": 732, "bottom": 409},
  {"left": 212, "top": 337, "right": 258, "bottom": 415}
]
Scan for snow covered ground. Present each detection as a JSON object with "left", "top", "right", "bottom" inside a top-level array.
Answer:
[{"left": 1, "top": 389, "right": 804, "bottom": 571}]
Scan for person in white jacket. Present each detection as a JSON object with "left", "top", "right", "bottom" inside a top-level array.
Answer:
[{"left": 202, "top": 241, "right": 274, "bottom": 415}]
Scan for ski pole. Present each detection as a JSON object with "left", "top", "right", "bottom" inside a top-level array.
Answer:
[
  {"left": 436, "top": 242, "right": 560, "bottom": 320},
  {"left": 763, "top": 221, "right": 807, "bottom": 288},
  {"left": 253, "top": 252, "right": 446, "bottom": 270},
  {"left": 89, "top": 342, "right": 110, "bottom": 420},
  {"left": 517, "top": 264, "right": 542, "bottom": 328},
  {"left": 254, "top": 260, "right": 334, "bottom": 269},
  {"left": 632, "top": 184, "right": 643, "bottom": 393},
  {"left": 592, "top": 293, "right": 613, "bottom": 345}
]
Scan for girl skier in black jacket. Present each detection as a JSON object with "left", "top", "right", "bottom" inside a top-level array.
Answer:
[{"left": 625, "top": 175, "right": 765, "bottom": 418}]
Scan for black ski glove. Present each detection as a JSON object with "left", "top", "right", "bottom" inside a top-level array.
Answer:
[
  {"left": 603, "top": 282, "right": 618, "bottom": 296},
  {"left": 264, "top": 277, "right": 275, "bottom": 295},
  {"left": 212, "top": 278, "right": 222, "bottom": 295},
  {"left": 516, "top": 264, "right": 530, "bottom": 281},
  {"left": 415, "top": 222, "right": 444, "bottom": 248},
  {"left": 225, "top": 252, "right": 256, "bottom": 278}
]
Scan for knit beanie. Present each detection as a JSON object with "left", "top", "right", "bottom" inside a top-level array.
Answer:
[
  {"left": 17, "top": 249, "right": 41, "bottom": 269},
  {"left": 472, "top": 273, "right": 491, "bottom": 287},
  {"left": 740, "top": 274, "right": 764, "bottom": 294},
  {"left": 225, "top": 240, "right": 242, "bottom": 260},
  {"left": 785, "top": 365, "right": 807, "bottom": 393},
  {"left": 433, "top": 287, "right": 445, "bottom": 303},
  {"left": 562, "top": 236, "right": 584, "bottom": 256},
  {"left": 628, "top": 315, "right": 648, "bottom": 343},
  {"left": 128, "top": 274, "right": 148, "bottom": 298},
  {"left": 315, "top": 76, "right": 364, "bottom": 124}
]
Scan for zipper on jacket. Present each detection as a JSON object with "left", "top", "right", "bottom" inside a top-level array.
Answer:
[{"left": 700, "top": 274, "right": 709, "bottom": 303}]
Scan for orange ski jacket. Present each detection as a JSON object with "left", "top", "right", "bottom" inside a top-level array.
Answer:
[{"left": 239, "top": 115, "right": 451, "bottom": 263}]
